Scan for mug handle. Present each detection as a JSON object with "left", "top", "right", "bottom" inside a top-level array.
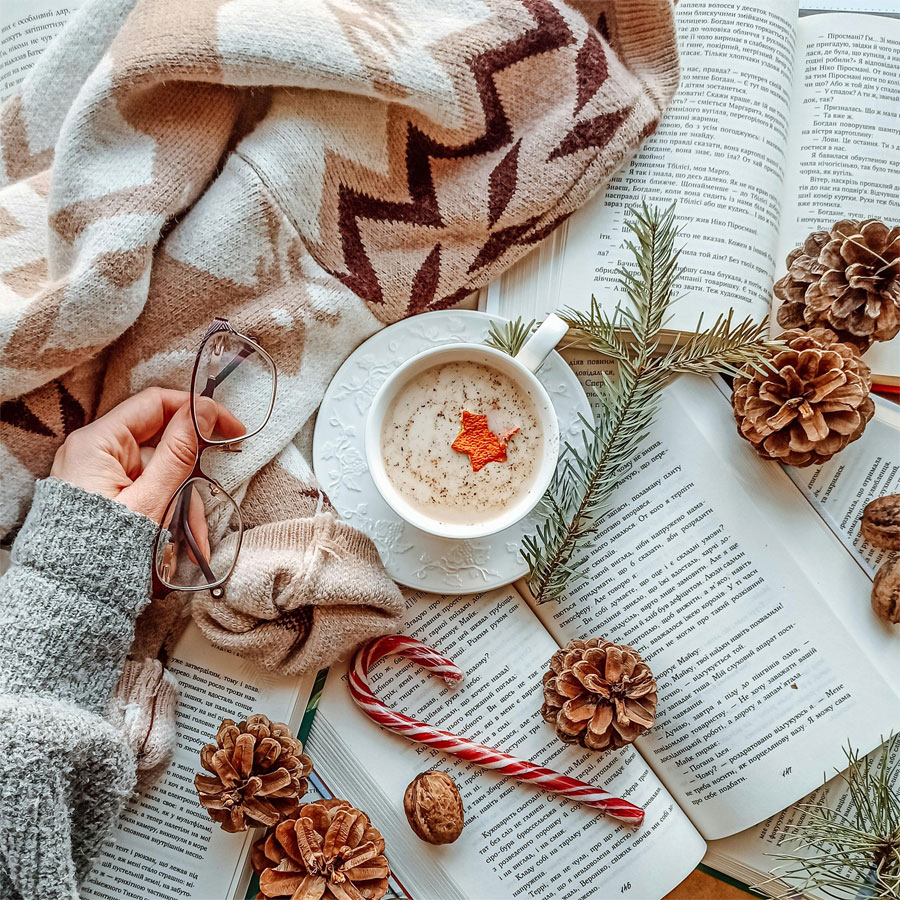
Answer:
[{"left": 514, "top": 313, "right": 569, "bottom": 373}]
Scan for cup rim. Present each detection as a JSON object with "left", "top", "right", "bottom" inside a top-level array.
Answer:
[{"left": 365, "top": 342, "right": 559, "bottom": 540}]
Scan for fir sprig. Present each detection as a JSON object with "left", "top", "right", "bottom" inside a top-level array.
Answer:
[
  {"left": 664, "top": 311, "right": 783, "bottom": 378},
  {"left": 760, "top": 736, "right": 900, "bottom": 900},
  {"left": 485, "top": 316, "right": 537, "bottom": 357},
  {"left": 507, "top": 202, "right": 781, "bottom": 604}
]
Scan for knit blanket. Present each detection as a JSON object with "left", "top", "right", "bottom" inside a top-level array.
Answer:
[{"left": 0, "top": 0, "right": 678, "bottom": 669}]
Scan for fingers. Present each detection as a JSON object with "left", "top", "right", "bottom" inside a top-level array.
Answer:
[
  {"left": 96, "top": 387, "right": 195, "bottom": 445},
  {"left": 81, "top": 385, "right": 246, "bottom": 523},
  {"left": 194, "top": 395, "right": 245, "bottom": 443},
  {"left": 118, "top": 404, "right": 196, "bottom": 521},
  {"left": 186, "top": 484, "right": 211, "bottom": 565},
  {"left": 139, "top": 445, "right": 156, "bottom": 470},
  {"left": 119, "top": 394, "right": 247, "bottom": 522},
  {"left": 91, "top": 386, "right": 244, "bottom": 446}
]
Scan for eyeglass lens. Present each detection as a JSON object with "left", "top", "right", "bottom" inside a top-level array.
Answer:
[
  {"left": 192, "top": 330, "right": 275, "bottom": 443},
  {"left": 155, "top": 477, "right": 240, "bottom": 590}
]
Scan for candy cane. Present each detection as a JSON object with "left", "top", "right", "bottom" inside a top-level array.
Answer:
[{"left": 348, "top": 635, "right": 644, "bottom": 826}]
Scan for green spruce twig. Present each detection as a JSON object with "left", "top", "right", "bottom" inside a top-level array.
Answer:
[
  {"left": 558, "top": 294, "right": 630, "bottom": 363},
  {"left": 485, "top": 316, "right": 536, "bottom": 357},
  {"left": 664, "top": 311, "right": 783, "bottom": 378},
  {"left": 499, "top": 202, "right": 781, "bottom": 604},
  {"left": 758, "top": 736, "right": 900, "bottom": 900}
]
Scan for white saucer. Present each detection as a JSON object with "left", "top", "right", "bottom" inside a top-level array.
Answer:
[{"left": 312, "top": 310, "right": 591, "bottom": 593}]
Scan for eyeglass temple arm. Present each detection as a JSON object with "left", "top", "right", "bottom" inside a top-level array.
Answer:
[
  {"left": 171, "top": 341, "right": 255, "bottom": 587},
  {"left": 170, "top": 487, "right": 218, "bottom": 585},
  {"left": 200, "top": 344, "right": 254, "bottom": 399}
]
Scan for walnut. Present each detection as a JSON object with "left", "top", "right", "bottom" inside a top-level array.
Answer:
[
  {"left": 403, "top": 770, "right": 464, "bottom": 845},
  {"left": 861, "top": 494, "right": 900, "bottom": 550},
  {"left": 872, "top": 554, "right": 900, "bottom": 624}
]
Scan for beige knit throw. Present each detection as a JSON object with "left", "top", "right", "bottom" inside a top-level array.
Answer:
[{"left": 0, "top": 0, "right": 679, "bottom": 673}]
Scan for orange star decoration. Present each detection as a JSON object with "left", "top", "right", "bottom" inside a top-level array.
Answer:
[{"left": 451, "top": 410, "right": 520, "bottom": 472}]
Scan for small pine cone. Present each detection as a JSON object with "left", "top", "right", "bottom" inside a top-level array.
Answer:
[
  {"left": 250, "top": 798, "right": 391, "bottom": 900},
  {"left": 731, "top": 328, "right": 875, "bottom": 468},
  {"left": 775, "top": 219, "right": 900, "bottom": 351},
  {"left": 541, "top": 638, "right": 657, "bottom": 752},
  {"left": 195, "top": 714, "right": 312, "bottom": 833}
]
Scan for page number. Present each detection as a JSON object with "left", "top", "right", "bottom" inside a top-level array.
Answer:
[
  {"left": 621, "top": 883, "right": 632, "bottom": 893},
  {"left": 781, "top": 766, "right": 792, "bottom": 777}
]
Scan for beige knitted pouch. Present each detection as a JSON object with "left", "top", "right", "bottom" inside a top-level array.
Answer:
[{"left": 191, "top": 447, "right": 405, "bottom": 674}]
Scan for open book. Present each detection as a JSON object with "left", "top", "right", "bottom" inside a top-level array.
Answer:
[
  {"left": 77, "top": 625, "right": 318, "bottom": 900},
  {"left": 305, "top": 371, "right": 900, "bottom": 900},
  {"left": 483, "top": 0, "right": 900, "bottom": 387},
  {"left": 0, "top": 0, "right": 80, "bottom": 103}
]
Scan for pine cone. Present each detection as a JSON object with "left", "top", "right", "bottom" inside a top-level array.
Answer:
[
  {"left": 732, "top": 328, "right": 874, "bottom": 468},
  {"left": 775, "top": 219, "right": 900, "bottom": 351},
  {"left": 195, "top": 714, "right": 312, "bottom": 833},
  {"left": 541, "top": 638, "right": 657, "bottom": 752},
  {"left": 251, "top": 798, "right": 391, "bottom": 900}
]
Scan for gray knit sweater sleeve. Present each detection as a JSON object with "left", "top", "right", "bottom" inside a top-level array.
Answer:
[{"left": 0, "top": 478, "right": 157, "bottom": 900}]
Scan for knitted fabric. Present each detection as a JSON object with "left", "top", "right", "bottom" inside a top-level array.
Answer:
[
  {"left": 0, "top": 479, "right": 154, "bottom": 900},
  {"left": 114, "top": 590, "right": 188, "bottom": 794},
  {"left": 0, "top": 0, "right": 679, "bottom": 544},
  {"left": 0, "top": 479, "right": 156, "bottom": 710},
  {"left": 109, "top": 657, "right": 179, "bottom": 789},
  {"left": 193, "top": 441, "right": 404, "bottom": 673}
]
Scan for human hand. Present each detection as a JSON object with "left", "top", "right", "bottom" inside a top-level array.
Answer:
[{"left": 50, "top": 387, "right": 245, "bottom": 525}]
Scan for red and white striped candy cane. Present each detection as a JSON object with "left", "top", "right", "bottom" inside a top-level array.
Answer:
[{"left": 348, "top": 635, "right": 644, "bottom": 826}]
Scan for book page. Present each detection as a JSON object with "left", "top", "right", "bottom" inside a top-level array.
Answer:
[
  {"left": 82, "top": 625, "right": 315, "bottom": 900},
  {"left": 706, "top": 736, "right": 900, "bottom": 897},
  {"left": 487, "top": 0, "right": 797, "bottom": 330},
  {"left": 308, "top": 586, "right": 705, "bottom": 900},
  {"left": 801, "top": 3, "right": 900, "bottom": 10},
  {"left": 775, "top": 13, "right": 900, "bottom": 380},
  {"left": 0, "top": 1, "right": 78, "bottom": 102},
  {"left": 526, "top": 370, "right": 900, "bottom": 840}
]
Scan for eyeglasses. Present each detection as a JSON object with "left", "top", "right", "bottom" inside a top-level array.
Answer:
[{"left": 152, "top": 318, "right": 277, "bottom": 599}]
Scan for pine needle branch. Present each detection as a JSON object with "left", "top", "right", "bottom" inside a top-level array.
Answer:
[
  {"left": 488, "top": 203, "right": 779, "bottom": 605},
  {"left": 559, "top": 295, "right": 630, "bottom": 362},
  {"left": 526, "top": 203, "right": 679, "bottom": 604},
  {"left": 616, "top": 201, "right": 682, "bottom": 345},
  {"left": 662, "top": 311, "right": 784, "bottom": 378},
  {"left": 485, "top": 317, "right": 536, "bottom": 357},
  {"left": 757, "top": 736, "right": 900, "bottom": 900},
  {"left": 524, "top": 367, "right": 666, "bottom": 602}
]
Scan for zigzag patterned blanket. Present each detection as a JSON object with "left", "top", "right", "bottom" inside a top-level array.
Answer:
[{"left": 0, "top": 0, "right": 677, "bottom": 655}]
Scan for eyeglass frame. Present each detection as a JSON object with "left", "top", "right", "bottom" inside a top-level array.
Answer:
[{"left": 151, "top": 317, "right": 277, "bottom": 599}]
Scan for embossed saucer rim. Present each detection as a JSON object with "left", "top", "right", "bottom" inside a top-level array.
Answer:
[{"left": 312, "top": 310, "right": 592, "bottom": 593}]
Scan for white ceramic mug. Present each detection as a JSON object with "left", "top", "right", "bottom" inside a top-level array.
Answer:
[{"left": 365, "top": 315, "right": 569, "bottom": 540}]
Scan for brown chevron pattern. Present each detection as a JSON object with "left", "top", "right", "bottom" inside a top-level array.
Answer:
[
  {"left": 0, "top": 398, "right": 55, "bottom": 437},
  {"left": 574, "top": 29, "right": 609, "bottom": 115},
  {"left": 328, "top": 0, "right": 577, "bottom": 311},
  {"left": 408, "top": 244, "right": 443, "bottom": 316},
  {"left": 549, "top": 106, "right": 632, "bottom": 160},
  {"left": 321, "top": 0, "right": 652, "bottom": 322},
  {"left": 0, "top": 0, "right": 678, "bottom": 536},
  {"left": 488, "top": 140, "right": 521, "bottom": 227},
  {"left": 0, "top": 377, "right": 90, "bottom": 438}
]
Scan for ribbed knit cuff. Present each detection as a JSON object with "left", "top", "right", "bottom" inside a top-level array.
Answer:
[
  {"left": 0, "top": 479, "right": 157, "bottom": 713},
  {"left": 12, "top": 478, "right": 157, "bottom": 611}
]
